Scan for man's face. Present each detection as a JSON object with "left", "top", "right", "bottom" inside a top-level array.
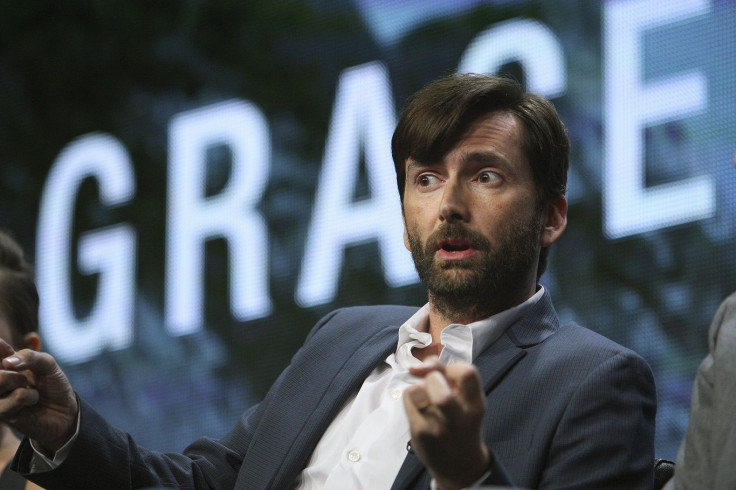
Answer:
[{"left": 402, "top": 111, "right": 563, "bottom": 320}]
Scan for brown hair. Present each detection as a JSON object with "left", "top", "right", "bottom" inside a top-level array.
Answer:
[
  {"left": 0, "top": 231, "right": 39, "bottom": 346},
  {"left": 391, "top": 73, "right": 569, "bottom": 279}
]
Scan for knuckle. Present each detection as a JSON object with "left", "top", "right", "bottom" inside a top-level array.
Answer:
[
  {"left": 41, "top": 351, "right": 58, "bottom": 363},
  {"left": 447, "top": 363, "right": 475, "bottom": 382},
  {"left": 11, "top": 387, "right": 30, "bottom": 404},
  {"left": 0, "top": 372, "right": 27, "bottom": 390},
  {"left": 13, "top": 387, "right": 38, "bottom": 406},
  {"left": 19, "top": 350, "right": 58, "bottom": 373},
  {"left": 434, "top": 393, "right": 453, "bottom": 408},
  {"left": 420, "top": 423, "right": 448, "bottom": 440},
  {"left": 457, "top": 363, "right": 476, "bottom": 377}
]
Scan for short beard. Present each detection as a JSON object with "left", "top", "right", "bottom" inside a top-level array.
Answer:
[{"left": 406, "top": 215, "right": 542, "bottom": 322}]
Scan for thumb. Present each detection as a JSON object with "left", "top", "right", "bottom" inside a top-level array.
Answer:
[{"left": 3, "top": 349, "right": 57, "bottom": 376}]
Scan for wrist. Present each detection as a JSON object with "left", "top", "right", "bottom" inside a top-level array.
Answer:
[
  {"left": 433, "top": 446, "right": 492, "bottom": 490},
  {"left": 38, "top": 392, "right": 79, "bottom": 455}
]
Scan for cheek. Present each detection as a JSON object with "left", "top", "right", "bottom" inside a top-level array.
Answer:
[
  {"left": 403, "top": 202, "right": 433, "bottom": 229},
  {"left": 403, "top": 217, "right": 420, "bottom": 240},
  {"left": 479, "top": 197, "right": 535, "bottom": 233},
  {"left": 403, "top": 217, "right": 430, "bottom": 252}
]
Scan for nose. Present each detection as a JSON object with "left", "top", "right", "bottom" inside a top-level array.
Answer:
[{"left": 439, "top": 179, "right": 470, "bottom": 223}]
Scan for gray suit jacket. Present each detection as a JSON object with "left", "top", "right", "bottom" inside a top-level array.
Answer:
[
  {"left": 15, "top": 290, "right": 656, "bottom": 489},
  {"left": 671, "top": 292, "right": 736, "bottom": 489}
]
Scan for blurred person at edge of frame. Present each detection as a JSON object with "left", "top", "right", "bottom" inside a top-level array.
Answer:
[
  {"left": 663, "top": 150, "right": 736, "bottom": 490},
  {"left": 0, "top": 231, "right": 43, "bottom": 490}
]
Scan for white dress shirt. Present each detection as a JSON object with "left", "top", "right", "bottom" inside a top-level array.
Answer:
[{"left": 294, "top": 287, "right": 544, "bottom": 489}]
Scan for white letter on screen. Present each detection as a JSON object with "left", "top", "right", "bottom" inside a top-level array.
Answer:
[
  {"left": 36, "top": 134, "right": 136, "bottom": 364},
  {"left": 166, "top": 100, "right": 271, "bottom": 336},
  {"left": 296, "top": 62, "right": 418, "bottom": 307},
  {"left": 603, "top": 0, "right": 713, "bottom": 238},
  {"left": 458, "top": 18, "right": 566, "bottom": 98}
]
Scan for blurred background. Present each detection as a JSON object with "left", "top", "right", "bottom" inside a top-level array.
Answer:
[{"left": 0, "top": 0, "right": 734, "bottom": 460}]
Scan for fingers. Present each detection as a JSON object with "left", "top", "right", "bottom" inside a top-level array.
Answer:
[
  {"left": 0, "top": 370, "right": 40, "bottom": 421},
  {"left": 403, "top": 361, "right": 491, "bottom": 488},
  {"left": 408, "top": 355, "right": 444, "bottom": 378},
  {"left": 425, "top": 371, "right": 452, "bottom": 406},
  {"left": 445, "top": 363, "right": 485, "bottom": 409},
  {"left": 2, "top": 387, "right": 40, "bottom": 412},
  {"left": 404, "top": 362, "right": 483, "bottom": 427},
  {"left": 3, "top": 348, "right": 57, "bottom": 375},
  {"left": 404, "top": 357, "right": 448, "bottom": 419},
  {"left": 0, "top": 370, "right": 30, "bottom": 394},
  {"left": 404, "top": 372, "right": 457, "bottom": 421},
  {"left": 404, "top": 359, "right": 491, "bottom": 488},
  {"left": 409, "top": 359, "right": 484, "bottom": 405}
]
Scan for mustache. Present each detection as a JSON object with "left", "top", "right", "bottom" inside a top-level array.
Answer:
[{"left": 424, "top": 224, "right": 491, "bottom": 252}]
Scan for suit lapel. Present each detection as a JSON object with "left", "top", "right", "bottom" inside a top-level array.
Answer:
[{"left": 239, "top": 315, "right": 401, "bottom": 489}]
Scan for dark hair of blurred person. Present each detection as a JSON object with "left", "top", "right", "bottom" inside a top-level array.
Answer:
[{"left": 0, "top": 231, "right": 43, "bottom": 490}]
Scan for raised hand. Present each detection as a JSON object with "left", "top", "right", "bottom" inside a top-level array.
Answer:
[
  {"left": 0, "top": 339, "right": 78, "bottom": 455},
  {"left": 403, "top": 357, "right": 491, "bottom": 490}
]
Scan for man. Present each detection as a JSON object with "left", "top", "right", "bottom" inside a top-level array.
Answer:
[
  {"left": 0, "top": 74, "right": 656, "bottom": 489},
  {"left": 665, "top": 291, "right": 736, "bottom": 490},
  {"left": 664, "top": 151, "right": 736, "bottom": 490}
]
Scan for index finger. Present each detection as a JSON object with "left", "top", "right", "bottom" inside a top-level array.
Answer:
[{"left": 445, "top": 363, "right": 485, "bottom": 407}]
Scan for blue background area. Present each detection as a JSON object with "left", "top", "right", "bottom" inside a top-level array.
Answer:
[{"left": 0, "top": 0, "right": 734, "bottom": 461}]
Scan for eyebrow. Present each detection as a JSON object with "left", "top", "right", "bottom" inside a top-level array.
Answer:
[
  {"left": 405, "top": 160, "right": 431, "bottom": 173},
  {"left": 405, "top": 150, "right": 511, "bottom": 174},
  {"left": 460, "top": 150, "right": 508, "bottom": 166},
  {"left": 405, "top": 159, "right": 448, "bottom": 177}
]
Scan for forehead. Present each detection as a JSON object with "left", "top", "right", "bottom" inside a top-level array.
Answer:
[
  {"left": 456, "top": 111, "right": 522, "bottom": 147},
  {"left": 405, "top": 111, "right": 529, "bottom": 172}
]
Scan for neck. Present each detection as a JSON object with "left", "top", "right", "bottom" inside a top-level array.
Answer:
[{"left": 426, "top": 283, "right": 538, "bottom": 340}]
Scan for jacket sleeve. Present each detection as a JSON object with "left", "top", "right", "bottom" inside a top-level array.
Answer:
[
  {"left": 12, "top": 309, "right": 345, "bottom": 490},
  {"left": 14, "top": 397, "right": 255, "bottom": 489},
  {"left": 536, "top": 350, "right": 657, "bottom": 489}
]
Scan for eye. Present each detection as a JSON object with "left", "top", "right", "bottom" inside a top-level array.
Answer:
[
  {"left": 477, "top": 170, "right": 500, "bottom": 184},
  {"left": 417, "top": 174, "right": 440, "bottom": 187}
]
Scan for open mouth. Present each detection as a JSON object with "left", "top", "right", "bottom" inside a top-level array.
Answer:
[{"left": 437, "top": 239, "right": 472, "bottom": 253}]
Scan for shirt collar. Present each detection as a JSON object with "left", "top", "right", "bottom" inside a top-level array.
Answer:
[{"left": 397, "top": 286, "right": 546, "bottom": 366}]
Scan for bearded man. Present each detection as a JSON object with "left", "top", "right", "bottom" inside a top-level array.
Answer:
[{"left": 0, "top": 74, "right": 656, "bottom": 490}]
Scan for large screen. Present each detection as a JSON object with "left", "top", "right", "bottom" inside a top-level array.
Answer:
[{"left": 1, "top": 0, "right": 734, "bottom": 460}]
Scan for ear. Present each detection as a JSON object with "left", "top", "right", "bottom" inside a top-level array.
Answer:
[
  {"left": 539, "top": 195, "right": 567, "bottom": 248},
  {"left": 20, "top": 331, "right": 41, "bottom": 352},
  {"left": 403, "top": 214, "right": 411, "bottom": 252}
]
